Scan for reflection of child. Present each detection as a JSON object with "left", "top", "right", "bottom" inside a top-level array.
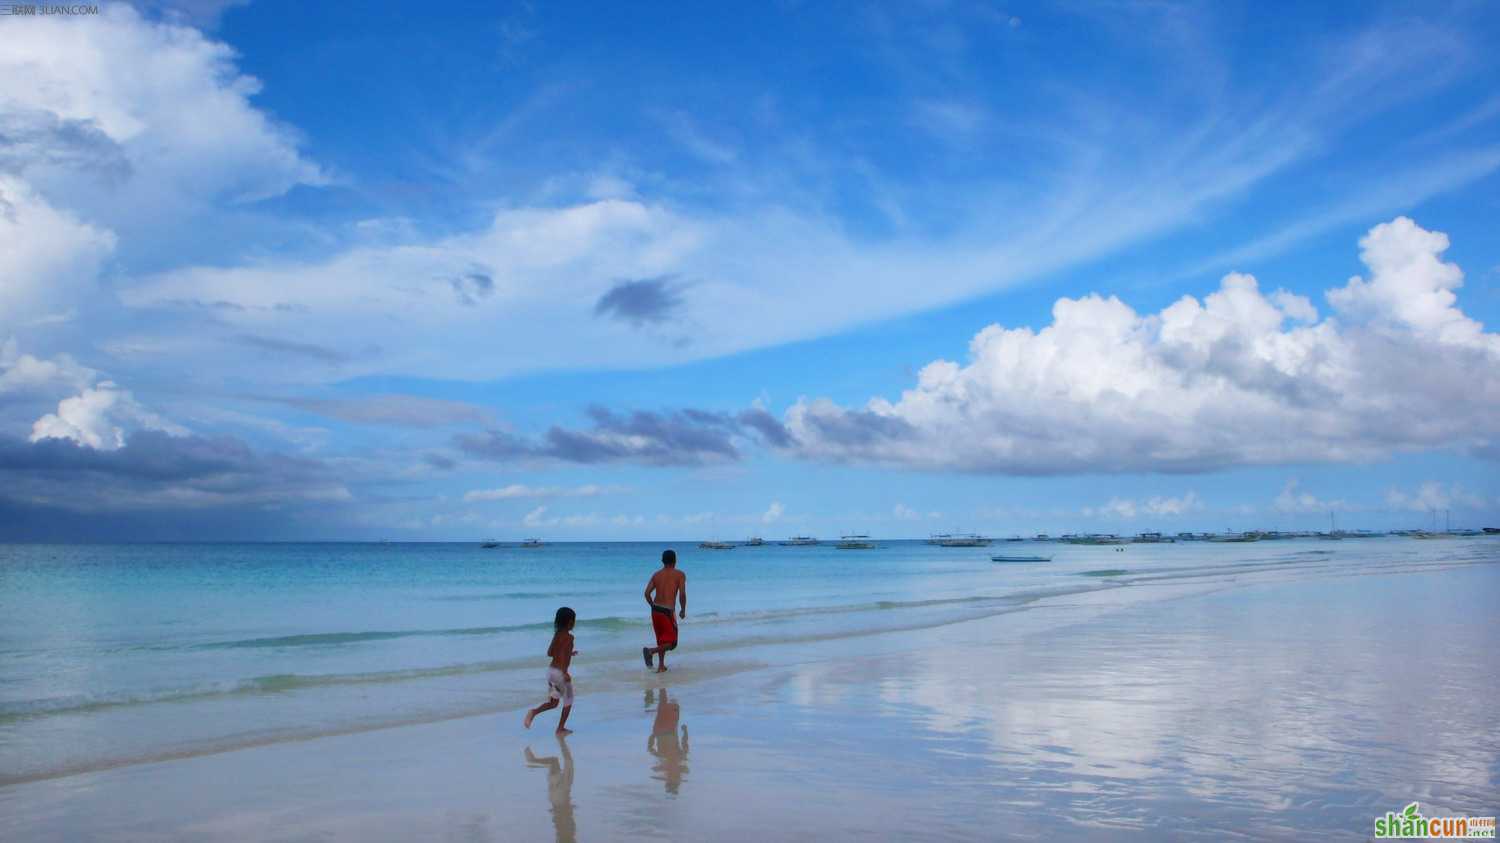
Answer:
[{"left": 525, "top": 607, "right": 577, "bottom": 734}]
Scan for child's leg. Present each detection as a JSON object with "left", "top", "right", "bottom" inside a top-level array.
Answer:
[
  {"left": 525, "top": 698, "right": 558, "bottom": 729},
  {"left": 555, "top": 705, "right": 572, "bottom": 734}
]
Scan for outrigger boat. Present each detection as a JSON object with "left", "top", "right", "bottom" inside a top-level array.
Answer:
[
  {"left": 990, "top": 554, "right": 1052, "bottom": 563},
  {"left": 520, "top": 538, "right": 544, "bottom": 548},
  {"left": 836, "top": 534, "right": 877, "bottom": 549},
  {"left": 781, "top": 535, "right": 820, "bottom": 546},
  {"left": 698, "top": 540, "right": 735, "bottom": 550}
]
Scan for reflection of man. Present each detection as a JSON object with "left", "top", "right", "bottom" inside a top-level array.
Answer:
[
  {"left": 524, "top": 735, "right": 577, "bottom": 843},
  {"left": 646, "top": 688, "right": 689, "bottom": 795}
]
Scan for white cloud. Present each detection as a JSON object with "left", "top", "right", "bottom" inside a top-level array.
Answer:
[
  {"left": 0, "top": 175, "right": 116, "bottom": 321},
  {"left": 1384, "top": 482, "right": 1487, "bottom": 513},
  {"left": 1273, "top": 479, "right": 1350, "bottom": 514},
  {"left": 30, "top": 380, "right": 186, "bottom": 450},
  {"left": 762, "top": 500, "right": 785, "bottom": 524},
  {"left": 1083, "top": 493, "right": 1202, "bottom": 520},
  {"left": 464, "top": 484, "right": 621, "bottom": 502},
  {"left": 893, "top": 503, "right": 922, "bottom": 521},
  {"left": 787, "top": 218, "right": 1500, "bottom": 474},
  {"left": 0, "top": 6, "right": 320, "bottom": 324},
  {"left": 0, "top": 339, "right": 96, "bottom": 396}
]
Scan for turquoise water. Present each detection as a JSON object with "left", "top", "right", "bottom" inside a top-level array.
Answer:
[{"left": 2, "top": 537, "right": 1497, "bottom": 785}]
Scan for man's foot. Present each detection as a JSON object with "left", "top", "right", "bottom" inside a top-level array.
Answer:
[
  {"left": 524, "top": 709, "right": 535, "bottom": 729},
  {"left": 555, "top": 727, "right": 573, "bottom": 735},
  {"left": 655, "top": 666, "right": 669, "bottom": 673},
  {"left": 642, "top": 647, "right": 653, "bottom": 668}
]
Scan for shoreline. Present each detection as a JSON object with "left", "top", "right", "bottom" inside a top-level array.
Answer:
[{"left": 3, "top": 559, "right": 1496, "bottom": 840}]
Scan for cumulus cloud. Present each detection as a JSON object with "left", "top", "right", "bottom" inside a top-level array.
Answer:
[
  {"left": 456, "top": 405, "right": 790, "bottom": 467},
  {"left": 0, "top": 6, "right": 320, "bottom": 325},
  {"left": 1384, "top": 481, "right": 1488, "bottom": 513},
  {"left": 786, "top": 218, "right": 1500, "bottom": 474},
  {"left": 1083, "top": 492, "right": 1202, "bottom": 519},
  {"left": 1273, "top": 479, "right": 1350, "bottom": 513},
  {"left": 29, "top": 380, "right": 186, "bottom": 450},
  {"left": 762, "top": 500, "right": 785, "bottom": 524}
]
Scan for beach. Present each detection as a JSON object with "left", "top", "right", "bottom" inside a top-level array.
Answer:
[{"left": 2, "top": 539, "right": 1497, "bottom": 840}]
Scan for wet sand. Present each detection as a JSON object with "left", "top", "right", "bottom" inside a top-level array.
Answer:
[{"left": 2, "top": 563, "right": 1496, "bottom": 841}]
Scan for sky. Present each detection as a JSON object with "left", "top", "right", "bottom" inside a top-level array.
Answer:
[{"left": 2, "top": 0, "right": 1499, "bottom": 541}]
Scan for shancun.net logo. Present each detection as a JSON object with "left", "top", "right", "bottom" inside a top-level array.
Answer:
[{"left": 1375, "top": 802, "right": 1496, "bottom": 838}]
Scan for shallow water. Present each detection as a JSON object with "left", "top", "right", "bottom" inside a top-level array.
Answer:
[{"left": 1, "top": 537, "right": 1496, "bottom": 787}]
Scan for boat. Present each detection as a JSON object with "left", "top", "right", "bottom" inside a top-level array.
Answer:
[
  {"left": 780, "top": 535, "right": 819, "bottom": 546},
  {"left": 990, "top": 554, "right": 1052, "bottom": 563},
  {"left": 1132, "top": 532, "right": 1174, "bottom": 544},
  {"left": 1034, "top": 533, "right": 1051, "bottom": 541},
  {"left": 1004, "top": 535, "right": 1025, "bottom": 542},
  {"left": 937, "top": 532, "right": 992, "bottom": 547},
  {"left": 836, "top": 534, "right": 877, "bottom": 550},
  {"left": 743, "top": 537, "right": 766, "bottom": 547},
  {"left": 698, "top": 541, "right": 735, "bottom": 550},
  {"left": 1062, "top": 534, "right": 1126, "bottom": 546},
  {"left": 1484, "top": 527, "right": 1499, "bottom": 535},
  {"left": 926, "top": 532, "right": 954, "bottom": 545},
  {"left": 480, "top": 539, "right": 500, "bottom": 548},
  {"left": 520, "top": 538, "right": 544, "bottom": 548},
  {"left": 1209, "top": 532, "right": 1261, "bottom": 543}
]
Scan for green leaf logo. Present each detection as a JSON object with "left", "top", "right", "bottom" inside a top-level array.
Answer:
[{"left": 1404, "top": 803, "right": 1420, "bottom": 819}]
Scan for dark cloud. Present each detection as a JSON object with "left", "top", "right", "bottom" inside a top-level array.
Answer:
[
  {"left": 0, "top": 431, "right": 355, "bottom": 539},
  {"left": 422, "top": 452, "right": 458, "bottom": 470},
  {"left": 593, "top": 276, "right": 684, "bottom": 327},
  {"left": 272, "top": 394, "right": 492, "bottom": 428},
  {"left": 236, "top": 334, "right": 347, "bottom": 363},
  {"left": 0, "top": 109, "right": 130, "bottom": 179},
  {"left": 455, "top": 404, "right": 795, "bottom": 467},
  {"left": 450, "top": 271, "right": 495, "bottom": 307},
  {"left": 797, "top": 407, "right": 915, "bottom": 447}
]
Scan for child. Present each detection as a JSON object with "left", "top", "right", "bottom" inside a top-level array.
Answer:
[{"left": 525, "top": 607, "right": 577, "bottom": 734}]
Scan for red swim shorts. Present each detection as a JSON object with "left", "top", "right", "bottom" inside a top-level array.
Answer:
[{"left": 651, "top": 605, "right": 677, "bottom": 650}]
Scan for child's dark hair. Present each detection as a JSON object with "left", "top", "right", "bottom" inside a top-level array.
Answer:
[{"left": 554, "top": 606, "right": 576, "bottom": 631}]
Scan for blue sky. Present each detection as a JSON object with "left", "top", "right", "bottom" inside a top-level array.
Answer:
[{"left": 2, "top": 0, "right": 1498, "bottom": 540}]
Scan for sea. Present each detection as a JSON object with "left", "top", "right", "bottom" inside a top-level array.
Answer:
[{"left": 2, "top": 536, "right": 1497, "bottom": 787}]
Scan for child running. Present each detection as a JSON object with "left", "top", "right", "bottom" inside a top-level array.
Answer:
[{"left": 525, "top": 607, "right": 577, "bottom": 734}]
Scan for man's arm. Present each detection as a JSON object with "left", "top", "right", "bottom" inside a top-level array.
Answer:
[
  {"left": 677, "top": 574, "right": 687, "bottom": 618},
  {"left": 644, "top": 575, "right": 656, "bottom": 606}
]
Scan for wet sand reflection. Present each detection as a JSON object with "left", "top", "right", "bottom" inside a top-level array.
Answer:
[
  {"left": 646, "top": 688, "right": 689, "bottom": 795},
  {"left": 523, "top": 735, "right": 576, "bottom": 843}
]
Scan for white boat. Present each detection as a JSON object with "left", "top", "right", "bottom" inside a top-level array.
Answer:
[
  {"left": 836, "top": 534, "right": 877, "bottom": 550},
  {"left": 780, "top": 536, "right": 819, "bottom": 546},
  {"left": 938, "top": 532, "right": 991, "bottom": 547},
  {"left": 743, "top": 537, "right": 766, "bottom": 547},
  {"left": 698, "top": 540, "right": 735, "bottom": 550},
  {"left": 990, "top": 554, "right": 1052, "bottom": 563}
]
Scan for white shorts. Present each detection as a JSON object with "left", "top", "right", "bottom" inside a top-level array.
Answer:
[{"left": 547, "top": 667, "right": 574, "bottom": 706}]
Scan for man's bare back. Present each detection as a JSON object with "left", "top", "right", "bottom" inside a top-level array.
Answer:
[{"left": 648, "top": 568, "right": 685, "bottom": 609}]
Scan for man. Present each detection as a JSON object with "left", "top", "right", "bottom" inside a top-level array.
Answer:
[{"left": 642, "top": 549, "right": 686, "bottom": 673}]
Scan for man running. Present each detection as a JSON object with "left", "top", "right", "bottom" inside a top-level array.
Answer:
[{"left": 642, "top": 549, "right": 686, "bottom": 673}]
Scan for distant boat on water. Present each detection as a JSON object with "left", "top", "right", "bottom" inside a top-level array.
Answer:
[
  {"left": 938, "top": 533, "right": 992, "bottom": 547},
  {"left": 698, "top": 540, "right": 735, "bottom": 550},
  {"left": 1132, "top": 532, "right": 1174, "bottom": 544},
  {"left": 480, "top": 539, "right": 500, "bottom": 548},
  {"left": 743, "top": 537, "right": 766, "bottom": 547},
  {"left": 836, "top": 534, "right": 877, "bottom": 549},
  {"left": 1062, "top": 534, "right": 1126, "bottom": 546},
  {"left": 990, "top": 554, "right": 1052, "bottom": 563},
  {"left": 781, "top": 536, "right": 819, "bottom": 546},
  {"left": 1484, "top": 527, "right": 1500, "bottom": 535},
  {"left": 520, "top": 538, "right": 544, "bottom": 548}
]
